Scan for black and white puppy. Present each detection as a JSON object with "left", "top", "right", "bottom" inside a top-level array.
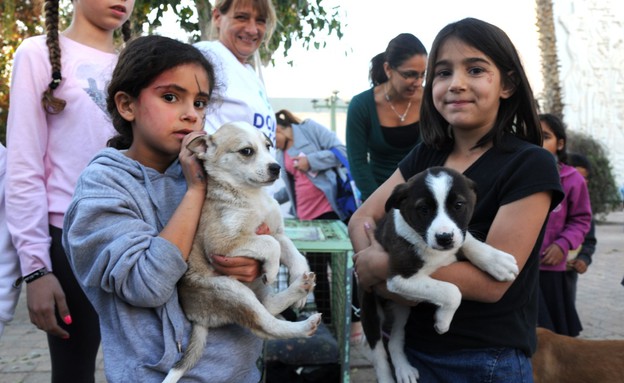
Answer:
[{"left": 359, "top": 167, "right": 519, "bottom": 383}]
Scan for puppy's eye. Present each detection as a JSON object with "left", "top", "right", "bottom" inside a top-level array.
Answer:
[
  {"left": 453, "top": 201, "right": 465, "bottom": 211},
  {"left": 416, "top": 204, "right": 431, "bottom": 216},
  {"left": 239, "top": 148, "right": 254, "bottom": 157}
]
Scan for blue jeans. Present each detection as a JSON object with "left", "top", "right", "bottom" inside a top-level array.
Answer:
[{"left": 404, "top": 346, "right": 533, "bottom": 383}]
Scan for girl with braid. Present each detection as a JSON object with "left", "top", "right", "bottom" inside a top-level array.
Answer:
[{"left": 5, "top": 1, "right": 134, "bottom": 381}]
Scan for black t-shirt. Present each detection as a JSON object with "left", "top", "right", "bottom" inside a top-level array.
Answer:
[
  {"left": 398, "top": 133, "right": 563, "bottom": 355},
  {"left": 381, "top": 121, "right": 420, "bottom": 149}
]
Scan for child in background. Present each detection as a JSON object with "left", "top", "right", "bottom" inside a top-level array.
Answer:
[
  {"left": 273, "top": 109, "right": 362, "bottom": 343},
  {"left": 537, "top": 114, "right": 592, "bottom": 337},
  {"left": 566, "top": 152, "right": 597, "bottom": 302},
  {"left": 62, "top": 35, "right": 264, "bottom": 382},
  {"left": 274, "top": 109, "right": 349, "bottom": 223},
  {"left": 349, "top": 18, "right": 562, "bottom": 381},
  {"left": 6, "top": 0, "right": 133, "bottom": 381}
]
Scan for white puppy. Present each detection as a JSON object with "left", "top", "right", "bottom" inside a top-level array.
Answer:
[{"left": 163, "top": 122, "right": 321, "bottom": 383}]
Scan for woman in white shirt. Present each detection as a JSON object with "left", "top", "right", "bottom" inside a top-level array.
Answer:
[{"left": 194, "top": 0, "right": 277, "bottom": 142}]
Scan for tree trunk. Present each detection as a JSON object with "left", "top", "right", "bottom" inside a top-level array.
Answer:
[
  {"left": 535, "top": 0, "right": 564, "bottom": 118},
  {"left": 195, "top": 0, "right": 213, "bottom": 41}
]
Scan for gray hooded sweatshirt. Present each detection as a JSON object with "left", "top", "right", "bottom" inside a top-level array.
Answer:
[{"left": 63, "top": 148, "right": 262, "bottom": 382}]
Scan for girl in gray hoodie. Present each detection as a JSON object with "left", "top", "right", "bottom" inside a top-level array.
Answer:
[{"left": 63, "top": 35, "right": 263, "bottom": 383}]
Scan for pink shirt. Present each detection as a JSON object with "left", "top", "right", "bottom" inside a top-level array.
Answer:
[
  {"left": 6, "top": 35, "right": 118, "bottom": 275},
  {"left": 284, "top": 151, "right": 333, "bottom": 220}
]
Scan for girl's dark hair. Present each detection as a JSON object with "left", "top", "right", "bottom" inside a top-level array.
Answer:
[
  {"left": 106, "top": 35, "right": 217, "bottom": 149},
  {"left": 275, "top": 109, "right": 302, "bottom": 127},
  {"left": 42, "top": 0, "right": 132, "bottom": 114},
  {"left": 420, "top": 18, "right": 542, "bottom": 149},
  {"left": 539, "top": 113, "right": 568, "bottom": 163},
  {"left": 369, "top": 33, "right": 427, "bottom": 86},
  {"left": 568, "top": 152, "right": 592, "bottom": 174}
]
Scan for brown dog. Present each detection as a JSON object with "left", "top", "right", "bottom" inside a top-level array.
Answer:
[{"left": 533, "top": 327, "right": 624, "bottom": 383}]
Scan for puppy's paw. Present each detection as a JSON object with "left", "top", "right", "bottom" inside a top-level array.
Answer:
[
  {"left": 394, "top": 361, "right": 420, "bottom": 383},
  {"left": 290, "top": 272, "right": 316, "bottom": 309},
  {"left": 300, "top": 271, "right": 316, "bottom": 292},
  {"left": 484, "top": 249, "right": 519, "bottom": 281},
  {"left": 288, "top": 262, "right": 311, "bottom": 283},
  {"left": 433, "top": 296, "right": 461, "bottom": 334},
  {"left": 434, "top": 321, "right": 450, "bottom": 334},
  {"left": 304, "top": 313, "right": 322, "bottom": 337}
]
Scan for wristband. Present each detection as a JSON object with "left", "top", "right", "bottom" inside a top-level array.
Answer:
[{"left": 13, "top": 267, "right": 50, "bottom": 287}]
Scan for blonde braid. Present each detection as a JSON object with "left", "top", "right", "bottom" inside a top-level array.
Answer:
[{"left": 41, "top": 0, "right": 66, "bottom": 114}]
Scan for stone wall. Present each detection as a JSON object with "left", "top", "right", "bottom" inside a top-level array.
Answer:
[{"left": 554, "top": 0, "right": 624, "bottom": 184}]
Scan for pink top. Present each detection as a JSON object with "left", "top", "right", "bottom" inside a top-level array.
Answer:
[
  {"left": 284, "top": 151, "right": 333, "bottom": 220},
  {"left": 6, "top": 35, "right": 118, "bottom": 275}
]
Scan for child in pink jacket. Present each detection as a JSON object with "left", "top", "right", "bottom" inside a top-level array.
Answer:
[{"left": 537, "top": 113, "right": 592, "bottom": 336}]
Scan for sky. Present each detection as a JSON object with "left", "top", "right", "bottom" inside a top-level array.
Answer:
[
  {"left": 160, "top": 0, "right": 542, "bottom": 100},
  {"left": 260, "top": 0, "right": 542, "bottom": 100}
]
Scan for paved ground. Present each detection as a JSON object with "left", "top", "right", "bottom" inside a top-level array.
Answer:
[{"left": 2, "top": 211, "right": 624, "bottom": 382}]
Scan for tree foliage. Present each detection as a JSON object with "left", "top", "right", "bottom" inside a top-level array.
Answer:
[
  {"left": 135, "top": 0, "right": 344, "bottom": 65},
  {"left": 567, "top": 132, "right": 621, "bottom": 219},
  {"left": 0, "top": 0, "right": 344, "bottom": 144}
]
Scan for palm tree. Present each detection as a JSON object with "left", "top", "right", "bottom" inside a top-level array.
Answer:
[{"left": 535, "top": 0, "right": 564, "bottom": 118}]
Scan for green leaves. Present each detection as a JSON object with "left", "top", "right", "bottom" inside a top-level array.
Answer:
[{"left": 131, "top": 0, "right": 344, "bottom": 65}]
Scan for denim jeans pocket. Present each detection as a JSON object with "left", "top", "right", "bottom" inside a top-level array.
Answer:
[{"left": 405, "top": 346, "right": 533, "bottom": 383}]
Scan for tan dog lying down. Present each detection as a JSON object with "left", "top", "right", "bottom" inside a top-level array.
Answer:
[
  {"left": 533, "top": 327, "right": 624, "bottom": 383},
  {"left": 163, "top": 122, "right": 321, "bottom": 383}
]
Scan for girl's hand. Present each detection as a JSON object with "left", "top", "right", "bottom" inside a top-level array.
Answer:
[
  {"left": 353, "top": 223, "right": 417, "bottom": 305},
  {"left": 212, "top": 255, "right": 261, "bottom": 283},
  {"left": 292, "top": 155, "right": 310, "bottom": 172},
  {"left": 26, "top": 274, "right": 71, "bottom": 339},
  {"left": 179, "top": 131, "right": 207, "bottom": 193},
  {"left": 353, "top": 222, "right": 389, "bottom": 291},
  {"left": 569, "top": 258, "right": 588, "bottom": 274},
  {"left": 541, "top": 243, "right": 565, "bottom": 265},
  {"left": 211, "top": 223, "right": 270, "bottom": 282}
]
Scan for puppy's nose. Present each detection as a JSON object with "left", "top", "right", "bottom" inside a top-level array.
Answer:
[
  {"left": 435, "top": 232, "right": 454, "bottom": 248},
  {"left": 268, "top": 163, "right": 281, "bottom": 177}
]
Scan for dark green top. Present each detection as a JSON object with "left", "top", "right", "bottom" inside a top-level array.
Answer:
[{"left": 346, "top": 88, "right": 420, "bottom": 201}]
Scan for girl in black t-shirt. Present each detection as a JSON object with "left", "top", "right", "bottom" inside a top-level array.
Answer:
[{"left": 348, "top": 18, "right": 563, "bottom": 382}]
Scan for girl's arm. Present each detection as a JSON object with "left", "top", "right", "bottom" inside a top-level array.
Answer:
[
  {"left": 6, "top": 39, "right": 52, "bottom": 276},
  {"left": 350, "top": 168, "right": 553, "bottom": 304},
  {"left": 346, "top": 95, "right": 378, "bottom": 200},
  {"left": 349, "top": 169, "right": 405, "bottom": 289},
  {"left": 557, "top": 178, "right": 592, "bottom": 254},
  {"left": 303, "top": 120, "right": 346, "bottom": 171},
  {"left": 542, "top": 177, "right": 592, "bottom": 266},
  {"left": 6, "top": 39, "right": 69, "bottom": 339},
  {"left": 158, "top": 132, "right": 207, "bottom": 260},
  {"left": 431, "top": 191, "right": 552, "bottom": 302}
]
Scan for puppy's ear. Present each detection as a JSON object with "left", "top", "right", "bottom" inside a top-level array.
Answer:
[
  {"left": 463, "top": 175, "right": 478, "bottom": 207},
  {"left": 385, "top": 182, "right": 409, "bottom": 212},
  {"left": 187, "top": 135, "right": 210, "bottom": 158}
]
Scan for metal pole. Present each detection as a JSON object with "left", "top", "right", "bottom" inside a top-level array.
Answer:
[{"left": 312, "top": 90, "right": 349, "bottom": 132}]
